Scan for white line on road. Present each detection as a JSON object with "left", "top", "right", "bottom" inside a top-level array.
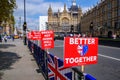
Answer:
[{"left": 98, "top": 54, "right": 120, "bottom": 62}]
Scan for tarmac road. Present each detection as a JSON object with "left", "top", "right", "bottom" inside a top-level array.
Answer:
[{"left": 49, "top": 40, "right": 120, "bottom": 80}]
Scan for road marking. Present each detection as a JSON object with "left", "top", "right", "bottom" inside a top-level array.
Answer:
[{"left": 98, "top": 54, "right": 120, "bottom": 62}]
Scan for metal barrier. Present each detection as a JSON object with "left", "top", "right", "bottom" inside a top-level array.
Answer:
[
  {"left": 72, "top": 68, "right": 84, "bottom": 80},
  {"left": 28, "top": 40, "right": 48, "bottom": 79},
  {"left": 34, "top": 43, "right": 48, "bottom": 80},
  {"left": 27, "top": 40, "right": 96, "bottom": 80}
]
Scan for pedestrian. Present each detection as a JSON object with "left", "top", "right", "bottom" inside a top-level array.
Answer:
[
  {"left": 4, "top": 35, "right": 7, "bottom": 42},
  {"left": 113, "top": 33, "right": 116, "bottom": 39},
  {"left": 0, "top": 34, "right": 2, "bottom": 42},
  {"left": 12, "top": 35, "right": 14, "bottom": 41}
]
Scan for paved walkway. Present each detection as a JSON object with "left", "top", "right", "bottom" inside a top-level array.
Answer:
[{"left": 0, "top": 39, "right": 45, "bottom": 80}]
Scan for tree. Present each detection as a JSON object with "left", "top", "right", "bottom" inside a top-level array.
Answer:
[
  {"left": 0, "top": 0, "right": 16, "bottom": 21},
  {"left": 0, "top": 0, "right": 17, "bottom": 34}
]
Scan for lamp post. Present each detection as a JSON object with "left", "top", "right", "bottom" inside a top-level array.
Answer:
[{"left": 23, "top": 0, "right": 27, "bottom": 45}]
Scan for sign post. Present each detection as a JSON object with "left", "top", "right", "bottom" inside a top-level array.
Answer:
[
  {"left": 40, "top": 30, "right": 54, "bottom": 80},
  {"left": 81, "top": 65, "right": 84, "bottom": 72}
]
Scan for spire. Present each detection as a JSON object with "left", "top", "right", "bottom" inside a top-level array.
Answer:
[
  {"left": 63, "top": 4, "right": 67, "bottom": 13},
  {"left": 48, "top": 4, "right": 52, "bottom": 12},
  {"left": 64, "top": 4, "right": 66, "bottom": 10},
  {"left": 58, "top": 9, "right": 60, "bottom": 13},
  {"left": 48, "top": 4, "right": 52, "bottom": 16},
  {"left": 72, "top": 0, "right": 76, "bottom": 6}
]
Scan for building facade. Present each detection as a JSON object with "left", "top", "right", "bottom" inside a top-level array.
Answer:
[
  {"left": 47, "top": 0, "right": 82, "bottom": 33},
  {"left": 0, "top": 22, "right": 13, "bottom": 35},
  {"left": 39, "top": 16, "right": 48, "bottom": 31},
  {"left": 81, "top": 0, "right": 120, "bottom": 37}
]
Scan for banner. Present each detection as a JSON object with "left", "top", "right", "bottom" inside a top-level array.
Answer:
[
  {"left": 41, "top": 30, "right": 54, "bottom": 49},
  {"left": 27, "top": 31, "right": 41, "bottom": 40},
  {"left": 31, "top": 31, "right": 41, "bottom": 40},
  {"left": 27, "top": 32, "right": 32, "bottom": 39},
  {"left": 48, "top": 53, "right": 72, "bottom": 80},
  {"left": 64, "top": 37, "right": 98, "bottom": 67}
]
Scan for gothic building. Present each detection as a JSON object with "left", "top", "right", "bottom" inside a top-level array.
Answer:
[
  {"left": 47, "top": 0, "right": 82, "bottom": 33},
  {"left": 81, "top": 0, "right": 120, "bottom": 37}
]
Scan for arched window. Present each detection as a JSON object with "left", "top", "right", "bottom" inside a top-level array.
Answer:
[{"left": 62, "top": 17, "right": 69, "bottom": 26}]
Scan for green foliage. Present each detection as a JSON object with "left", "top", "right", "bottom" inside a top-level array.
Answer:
[{"left": 0, "top": 0, "right": 16, "bottom": 23}]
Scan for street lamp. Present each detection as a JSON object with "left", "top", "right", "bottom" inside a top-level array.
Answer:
[{"left": 23, "top": 0, "right": 27, "bottom": 45}]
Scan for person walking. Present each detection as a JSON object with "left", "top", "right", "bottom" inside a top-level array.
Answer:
[
  {"left": 4, "top": 35, "right": 7, "bottom": 42},
  {"left": 12, "top": 35, "right": 14, "bottom": 41},
  {"left": 0, "top": 34, "right": 2, "bottom": 42}
]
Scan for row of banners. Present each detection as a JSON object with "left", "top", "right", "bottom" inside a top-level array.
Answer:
[
  {"left": 27, "top": 30, "right": 98, "bottom": 67},
  {"left": 27, "top": 30, "right": 54, "bottom": 49}
]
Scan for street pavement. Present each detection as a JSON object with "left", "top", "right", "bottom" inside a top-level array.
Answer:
[{"left": 0, "top": 39, "right": 45, "bottom": 80}]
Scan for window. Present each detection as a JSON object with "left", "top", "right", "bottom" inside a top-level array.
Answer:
[
  {"left": 107, "top": 2, "right": 112, "bottom": 10},
  {"left": 62, "top": 18, "right": 69, "bottom": 27},
  {"left": 108, "top": 12, "right": 111, "bottom": 19},
  {"left": 107, "top": 21, "right": 111, "bottom": 28},
  {"left": 118, "top": 8, "right": 120, "bottom": 16},
  {"left": 102, "top": 7, "right": 105, "bottom": 14},
  {"left": 117, "top": 0, "right": 120, "bottom": 6}
]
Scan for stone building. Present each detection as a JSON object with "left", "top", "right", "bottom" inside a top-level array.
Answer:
[
  {"left": 81, "top": 0, "right": 120, "bottom": 37},
  {"left": 0, "top": 22, "right": 13, "bottom": 35},
  {"left": 47, "top": 0, "right": 82, "bottom": 34}
]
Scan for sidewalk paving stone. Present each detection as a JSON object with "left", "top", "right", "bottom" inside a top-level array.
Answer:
[{"left": 0, "top": 39, "right": 45, "bottom": 80}]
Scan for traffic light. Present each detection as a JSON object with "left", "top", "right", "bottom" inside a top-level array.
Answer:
[
  {"left": 23, "top": 22, "right": 27, "bottom": 31},
  {"left": 89, "top": 22, "right": 93, "bottom": 30},
  {"left": 70, "top": 25, "right": 74, "bottom": 32}
]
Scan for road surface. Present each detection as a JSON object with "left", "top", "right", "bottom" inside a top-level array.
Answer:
[{"left": 49, "top": 40, "right": 120, "bottom": 80}]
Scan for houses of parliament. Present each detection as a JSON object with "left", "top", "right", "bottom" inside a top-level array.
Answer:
[
  {"left": 48, "top": 0, "right": 120, "bottom": 37},
  {"left": 48, "top": 0, "right": 82, "bottom": 34}
]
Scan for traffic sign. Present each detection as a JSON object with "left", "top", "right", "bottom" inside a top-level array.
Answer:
[{"left": 64, "top": 37, "right": 98, "bottom": 67}]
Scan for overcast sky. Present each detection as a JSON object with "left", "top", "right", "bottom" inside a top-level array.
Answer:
[{"left": 14, "top": 0, "right": 99, "bottom": 30}]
